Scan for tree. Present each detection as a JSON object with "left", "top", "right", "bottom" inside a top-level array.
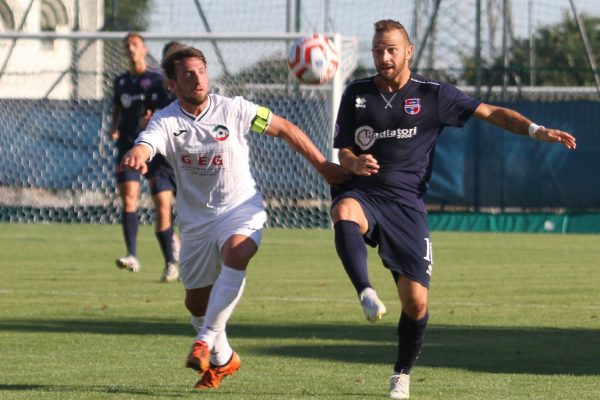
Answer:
[
  {"left": 461, "top": 12, "right": 600, "bottom": 86},
  {"left": 102, "top": 0, "right": 150, "bottom": 31}
]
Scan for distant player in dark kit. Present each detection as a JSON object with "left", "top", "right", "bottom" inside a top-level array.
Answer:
[
  {"left": 110, "top": 33, "right": 180, "bottom": 280},
  {"left": 331, "top": 19, "right": 576, "bottom": 399}
]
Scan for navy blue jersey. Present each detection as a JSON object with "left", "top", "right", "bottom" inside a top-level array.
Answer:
[
  {"left": 144, "top": 79, "right": 176, "bottom": 112},
  {"left": 112, "top": 68, "right": 163, "bottom": 148},
  {"left": 333, "top": 74, "right": 480, "bottom": 212},
  {"left": 142, "top": 78, "right": 176, "bottom": 180}
]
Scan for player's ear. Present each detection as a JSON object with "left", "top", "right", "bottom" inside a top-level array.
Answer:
[
  {"left": 167, "top": 79, "right": 176, "bottom": 91},
  {"left": 405, "top": 44, "right": 413, "bottom": 61}
]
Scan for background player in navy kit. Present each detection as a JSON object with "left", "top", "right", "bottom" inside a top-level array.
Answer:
[
  {"left": 138, "top": 41, "right": 186, "bottom": 282},
  {"left": 331, "top": 20, "right": 576, "bottom": 399},
  {"left": 110, "top": 32, "right": 163, "bottom": 273}
]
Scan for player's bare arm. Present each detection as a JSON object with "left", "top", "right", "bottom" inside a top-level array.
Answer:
[
  {"left": 138, "top": 109, "right": 153, "bottom": 130},
  {"left": 338, "top": 147, "right": 380, "bottom": 176},
  {"left": 110, "top": 104, "right": 122, "bottom": 141},
  {"left": 121, "top": 144, "right": 151, "bottom": 174},
  {"left": 265, "top": 114, "right": 349, "bottom": 185},
  {"left": 474, "top": 103, "right": 577, "bottom": 150}
]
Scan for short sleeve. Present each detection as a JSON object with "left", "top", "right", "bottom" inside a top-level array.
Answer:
[
  {"left": 437, "top": 82, "right": 480, "bottom": 127},
  {"left": 333, "top": 85, "right": 356, "bottom": 149}
]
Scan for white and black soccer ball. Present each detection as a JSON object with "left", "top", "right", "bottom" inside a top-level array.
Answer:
[{"left": 287, "top": 34, "right": 339, "bottom": 84}]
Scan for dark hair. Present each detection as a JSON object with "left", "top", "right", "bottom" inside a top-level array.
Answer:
[
  {"left": 123, "top": 32, "right": 144, "bottom": 45},
  {"left": 161, "top": 47, "right": 207, "bottom": 81},
  {"left": 374, "top": 19, "right": 411, "bottom": 44},
  {"left": 162, "top": 41, "right": 185, "bottom": 60}
]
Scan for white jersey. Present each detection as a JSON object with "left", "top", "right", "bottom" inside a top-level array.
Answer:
[{"left": 136, "top": 94, "right": 269, "bottom": 236}]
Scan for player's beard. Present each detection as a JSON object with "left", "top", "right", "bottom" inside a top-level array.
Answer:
[
  {"left": 376, "top": 60, "right": 410, "bottom": 88},
  {"left": 181, "top": 91, "right": 207, "bottom": 106}
]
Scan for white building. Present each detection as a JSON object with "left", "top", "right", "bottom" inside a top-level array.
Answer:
[{"left": 0, "top": 0, "right": 104, "bottom": 99}]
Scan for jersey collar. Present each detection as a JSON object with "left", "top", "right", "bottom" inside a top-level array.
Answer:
[{"left": 178, "top": 94, "right": 212, "bottom": 122}]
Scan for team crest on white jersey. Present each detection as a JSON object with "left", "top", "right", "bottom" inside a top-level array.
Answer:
[
  {"left": 212, "top": 125, "right": 230, "bottom": 141},
  {"left": 355, "top": 97, "right": 366, "bottom": 109}
]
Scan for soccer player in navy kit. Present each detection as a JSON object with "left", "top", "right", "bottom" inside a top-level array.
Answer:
[
  {"left": 331, "top": 20, "right": 576, "bottom": 399},
  {"left": 110, "top": 32, "right": 170, "bottom": 275}
]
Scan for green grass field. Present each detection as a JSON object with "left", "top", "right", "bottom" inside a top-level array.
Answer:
[{"left": 0, "top": 224, "right": 599, "bottom": 399}]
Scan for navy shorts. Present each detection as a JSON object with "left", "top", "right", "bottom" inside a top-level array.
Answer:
[
  {"left": 115, "top": 145, "right": 141, "bottom": 184},
  {"left": 115, "top": 163, "right": 142, "bottom": 184},
  {"left": 332, "top": 190, "right": 433, "bottom": 288},
  {"left": 145, "top": 155, "right": 176, "bottom": 196}
]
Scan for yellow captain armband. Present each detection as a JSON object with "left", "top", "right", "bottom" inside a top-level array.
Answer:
[{"left": 250, "top": 106, "right": 272, "bottom": 134}]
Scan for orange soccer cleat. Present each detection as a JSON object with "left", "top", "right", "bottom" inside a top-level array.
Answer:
[
  {"left": 194, "top": 351, "right": 241, "bottom": 389},
  {"left": 185, "top": 340, "right": 210, "bottom": 374}
]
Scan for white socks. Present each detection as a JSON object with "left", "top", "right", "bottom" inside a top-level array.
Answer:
[
  {"left": 191, "top": 315, "right": 233, "bottom": 366},
  {"left": 196, "top": 265, "right": 246, "bottom": 363}
]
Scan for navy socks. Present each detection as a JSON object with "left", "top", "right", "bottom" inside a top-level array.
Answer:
[
  {"left": 122, "top": 211, "right": 138, "bottom": 256},
  {"left": 394, "top": 311, "right": 429, "bottom": 373},
  {"left": 155, "top": 226, "right": 175, "bottom": 263},
  {"left": 334, "top": 220, "right": 371, "bottom": 295}
]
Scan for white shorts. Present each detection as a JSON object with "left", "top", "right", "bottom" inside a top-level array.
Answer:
[{"left": 178, "top": 201, "right": 267, "bottom": 290}]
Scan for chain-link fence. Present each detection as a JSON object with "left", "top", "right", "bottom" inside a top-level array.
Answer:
[{"left": 0, "top": 0, "right": 598, "bottom": 228}]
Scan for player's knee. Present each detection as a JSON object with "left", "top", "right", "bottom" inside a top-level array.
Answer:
[
  {"left": 331, "top": 198, "right": 362, "bottom": 223},
  {"left": 402, "top": 300, "right": 428, "bottom": 320},
  {"left": 221, "top": 236, "right": 258, "bottom": 269},
  {"left": 185, "top": 288, "right": 211, "bottom": 316}
]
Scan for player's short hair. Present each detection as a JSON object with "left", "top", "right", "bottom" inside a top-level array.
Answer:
[
  {"left": 162, "top": 41, "right": 186, "bottom": 60},
  {"left": 161, "top": 47, "right": 207, "bottom": 81},
  {"left": 123, "top": 32, "right": 145, "bottom": 45},
  {"left": 373, "top": 19, "right": 412, "bottom": 44}
]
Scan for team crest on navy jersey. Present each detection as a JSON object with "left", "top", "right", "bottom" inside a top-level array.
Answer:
[
  {"left": 355, "top": 97, "right": 366, "bottom": 108},
  {"left": 140, "top": 78, "right": 153, "bottom": 89},
  {"left": 212, "top": 125, "right": 230, "bottom": 141},
  {"left": 404, "top": 98, "right": 421, "bottom": 115}
]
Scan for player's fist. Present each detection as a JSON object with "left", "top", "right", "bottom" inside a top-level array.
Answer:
[
  {"left": 121, "top": 145, "right": 150, "bottom": 174},
  {"left": 353, "top": 154, "right": 379, "bottom": 176}
]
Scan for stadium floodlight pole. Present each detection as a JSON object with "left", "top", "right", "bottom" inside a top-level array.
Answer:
[
  {"left": 569, "top": 0, "right": 600, "bottom": 98},
  {"left": 330, "top": 33, "right": 343, "bottom": 164},
  {"left": 411, "top": 0, "right": 441, "bottom": 72},
  {"left": 475, "top": 0, "right": 482, "bottom": 99},
  {"left": 191, "top": 0, "right": 232, "bottom": 80},
  {"left": 0, "top": 0, "right": 34, "bottom": 85}
]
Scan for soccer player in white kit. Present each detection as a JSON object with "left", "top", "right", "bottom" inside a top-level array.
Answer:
[{"left": 121, "top": 46, "right": 348, "bottom": 390}]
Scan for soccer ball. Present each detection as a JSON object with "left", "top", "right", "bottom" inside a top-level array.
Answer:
[{"left": 287, "top": 34, "right": 339, "bottom": 84}]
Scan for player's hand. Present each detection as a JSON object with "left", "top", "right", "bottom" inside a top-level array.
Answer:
[
  {"left": 110, "top": 128, "right": 120, "bottom": 141},
  {"left": 535, "top": 128, "right": 576, "bottom": 150},
  {"left": 318, "top": 161, "right": 351, "bottom": 185},
  {"left": 121, "top": 147, "right": 149, "bottom": 175},
  {"left": 352, "top": 154, "right": 379, "bottom": 176}
]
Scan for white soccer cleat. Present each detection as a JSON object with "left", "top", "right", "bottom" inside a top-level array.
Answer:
[
  {"left": 389, "top": 372, "right": 410, "bottom": 399},
  {"left": 359, "top": 287, "right": 387, "bottom": 322},
  {"left": 160, "top": 262, "right": 179, "bottom": 283},
  {"left": 115, "top": 255, "right": 140, "bottom": 272}
]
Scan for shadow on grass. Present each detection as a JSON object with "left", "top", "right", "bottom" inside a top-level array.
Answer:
[
  {"left": 242, "top": 324, "right": 600, "bottom": 376},
  {"left": 1, "top": 319, "right": 598, "bottom": 375},
  {"left": 0, "top": 383, "right": 182, "bottom": 397}
]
